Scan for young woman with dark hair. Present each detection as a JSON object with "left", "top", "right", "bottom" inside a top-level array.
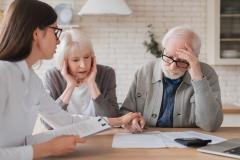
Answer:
[{"left": 0, "top": 1, "right": 144, "bottom": 159}]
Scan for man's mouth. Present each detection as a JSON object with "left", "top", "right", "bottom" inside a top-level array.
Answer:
[{"left": 169, "top": 70, "right": 179, "bottom": 74}]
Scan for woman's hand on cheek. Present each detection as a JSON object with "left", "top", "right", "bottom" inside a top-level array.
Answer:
[
  {"left": 84, "top": 56, "right": 97, "bottom": 85},
  {"left": 61, "top": 60, "right": 78, "bottom": 88},
  {"left": 83, "top": 56, "right": 101, "bottom": 99}
]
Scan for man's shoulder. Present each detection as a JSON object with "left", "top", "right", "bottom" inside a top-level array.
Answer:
[
  {"left": 200, "top": 62, "right": 217, "bottom": 75},
  {"left": 199, "top": 62, "right": 220, "bottom": 81},
  {"left": 137, "top": 60, "right": 158, "bottom": 75},
  {"left": 133, "top": 60, "right": 160, "bottom": 85}
]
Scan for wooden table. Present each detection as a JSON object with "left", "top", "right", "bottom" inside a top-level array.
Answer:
[
  {"left": 223, "top": 104, "right": 240, "bottom": 114},
  {"left": 46, "top": 128, "right": 240, "bottom": 160}
]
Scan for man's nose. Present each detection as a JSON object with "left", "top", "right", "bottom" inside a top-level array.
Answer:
[{"left": 169, "top": 61, "right": 178, "bottom": 70}]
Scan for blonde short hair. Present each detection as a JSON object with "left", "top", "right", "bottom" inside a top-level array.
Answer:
[
  {"left": 161, "top": 25, "right": 201, "bottom": 56},
  {"left": 55, "top": 29, "right": 94, "bottom": 68}
]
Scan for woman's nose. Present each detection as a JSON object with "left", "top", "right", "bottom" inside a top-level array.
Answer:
[
  {"left": 56, "top": 38, "right": 60, "bottom": 45},
  {"left": 79, "top": 61, "right": 86, "bottom": 68}
]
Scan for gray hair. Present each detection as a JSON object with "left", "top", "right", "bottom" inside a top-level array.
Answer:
[
  {"left": 55, "top": 29, "right": 94, "bottom": 68},
  {"left": 161, "top": 25, "right": 201, "bottom": 56}
]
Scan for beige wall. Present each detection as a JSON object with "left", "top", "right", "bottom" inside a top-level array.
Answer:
[{"left": 2, "top": 0, "right": 240, "bottom": 104}]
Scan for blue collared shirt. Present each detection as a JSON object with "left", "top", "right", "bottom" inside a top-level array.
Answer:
[{"left": 156, "top": 76, "right": 183, "bottom": 127}]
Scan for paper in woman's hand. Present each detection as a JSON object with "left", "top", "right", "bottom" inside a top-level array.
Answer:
[{"left": 25, "top": 117, "right": 110, "bottom": 145}]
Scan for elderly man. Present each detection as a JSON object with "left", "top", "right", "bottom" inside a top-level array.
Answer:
[{"left": 120, "top": 26, "right": 223, "bottom": 132}]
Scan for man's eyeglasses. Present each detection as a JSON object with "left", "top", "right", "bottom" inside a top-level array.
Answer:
[
  {"left": 48, "top": 26, "right": 62, "bottom": 40},
  {"left": 161, "top": 49, "right": 189, "bottom": 68}
]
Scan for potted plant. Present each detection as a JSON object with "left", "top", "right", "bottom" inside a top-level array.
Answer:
[{"left": 143, "top": 24, "right": 163, "bottom": 58}]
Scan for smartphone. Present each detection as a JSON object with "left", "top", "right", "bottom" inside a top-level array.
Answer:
[{"left": 174, "top": 138, "right": 212, "bottom": 147}]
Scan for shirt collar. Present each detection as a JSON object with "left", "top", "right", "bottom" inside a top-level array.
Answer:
[
  {"left": 163, "top": 76, "right": 183, "bottom": 85},
  {"left": 152, "top": 58, "right": 163, "bottom": 83},
  {"left": 182, "top": 71, "right": 191, "bottom": 85},
  {"left": 15, "top": 60, "right": 30, "bottom": 82}
]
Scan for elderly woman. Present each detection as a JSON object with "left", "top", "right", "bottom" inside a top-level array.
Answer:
[{"left": 43, "top": 29, "right": 119, "bottom": 118}]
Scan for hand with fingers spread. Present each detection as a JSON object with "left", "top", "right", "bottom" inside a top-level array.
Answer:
[
  {"left": 59, "top": 60, "right": 80, "bottom": 105},
  {"left": 33, "top": 135, "right": 86, "bottom": 158},
  {"left": 83, "top": 56, "right": 97, "bottom": 85},
  {"left": 82, "top": 56, "right": 101, "bottom": 99},
  {"left": 61, "top": 60, "right": 79, "bottom": 88},
  {"left": 176, "top": 42, "right": 203, "bottom": 81}
]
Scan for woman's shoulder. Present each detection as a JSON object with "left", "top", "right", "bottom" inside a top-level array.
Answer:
[
  {"left": 0, "top": 60, "right": 15, "bottom": 68},
  {"left": 43, "top": 67, "right": 66, "bottom": 89},
  {"left": 0, "top": 60, "right": 18, "bottom": 74},
  {"left": 45, "top": 67, "right": 61, "bottom": 76},
  {"left": 96, "top": 64, "right": 115, "bottom": 75},
  {"left": 96, "top": 64, "right": 116, "bottom": 86},
  {"left": 45, "top": 67, "right": 62, "bottom": 78}
]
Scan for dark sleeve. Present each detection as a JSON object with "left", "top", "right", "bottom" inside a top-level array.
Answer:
[
  {"left": 42, "top": 68, "right": 68, "bottom": 110},
  {"left": 93, "top": 66, "right": 120, "bottom": 117}
]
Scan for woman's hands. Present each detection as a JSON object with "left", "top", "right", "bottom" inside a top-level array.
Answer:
[
  {"left": 83, "top": 56, "right": 97, "bottom": 85},
  {"left": 83, "top": 56, "right": 101, "bottom": 99},
  {"left": 59, "top": 60, "right": 79, "bottom": 105},
  {"left": 108, "top": 112, "right": 145, "bottom": 133},
  {"left": 61, "top": 60, "right": 79, "bottom": 88},
  {"left": 33, "top": 135, "right": 85, "bottom": 159}
]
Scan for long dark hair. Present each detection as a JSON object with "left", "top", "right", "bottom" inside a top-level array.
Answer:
[{"left": 0, "top": 0, "right": 57, "bottom": 61}]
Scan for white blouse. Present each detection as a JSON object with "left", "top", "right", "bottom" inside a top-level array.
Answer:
[
  {"left": 0, "top": 60, "right": 90, "bottom": 160},
  {"left": 68, "top": 84, "right": 95, "bottom": 116}
]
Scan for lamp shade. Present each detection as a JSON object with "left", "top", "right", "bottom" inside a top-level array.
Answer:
[{"left": 79, "top": 0, "right": 132, "bottom": 16}]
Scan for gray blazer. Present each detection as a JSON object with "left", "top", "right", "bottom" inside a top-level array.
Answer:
[
  {"left": 120, "top": 59, "right": 223, "bottom": 131},
  {"left": 43, "top": 64, "right": 120, "bottom": 117}
]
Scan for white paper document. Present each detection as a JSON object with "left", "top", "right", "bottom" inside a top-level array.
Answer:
[
  {"left": 112, "top": 131, "right": 166, "bottom": 148},
  {"left": 112, "top": 131, "right": 226, "bottom": 148},
  {"left": 26, "top": 117, "right": 110, "bottom": 145}
]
